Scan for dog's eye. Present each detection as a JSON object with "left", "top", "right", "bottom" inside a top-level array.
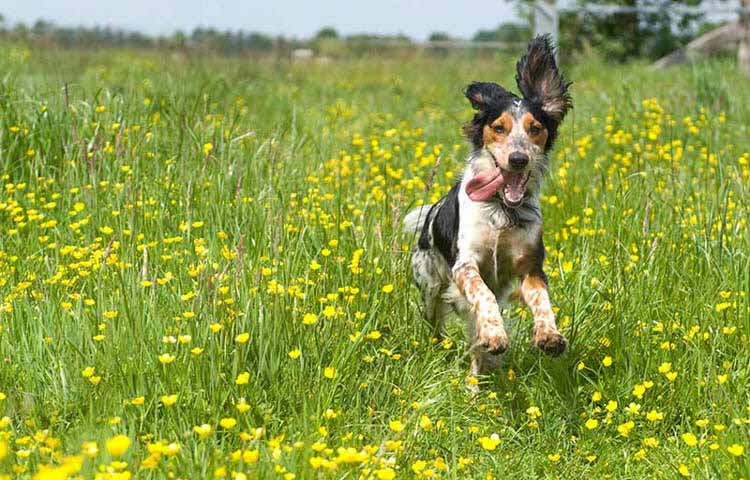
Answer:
[
  {"left": 493, "top": 125, "right": 505, "bottom": 134},
  {"left": 529, "top": 125, "right": 543, "bottom": 135}
]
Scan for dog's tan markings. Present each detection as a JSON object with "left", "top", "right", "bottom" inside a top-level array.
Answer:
[
  {"left": 482, "top": 112, "right": 513, "bottom": 146},
  {"left": 522, "top": 112, "right": 548, "bottom": 148},
  {"left": 454, "top": 265, "right": 509, "bottom": 355},
  {"left": 520, "top": 273, "right": 567, "bottom": 356}
]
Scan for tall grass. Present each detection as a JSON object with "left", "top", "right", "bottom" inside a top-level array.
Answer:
[{"left": 0, "top": 45, "right": 747, "bottom": 479}]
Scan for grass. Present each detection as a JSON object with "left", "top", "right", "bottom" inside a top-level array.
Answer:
[{"left": 0, "top": 44, "right": 748, "bottom": 479}]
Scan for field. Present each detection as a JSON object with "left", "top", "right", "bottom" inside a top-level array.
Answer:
[{"left": 0, "top": 44, "right": 748, "bottom": 479}]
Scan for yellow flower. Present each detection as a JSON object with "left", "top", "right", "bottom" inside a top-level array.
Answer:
[
  {"left": 715, "top": 302, "right": 732, "bottom": 312},
  {"left": 288, "top": 349, "right": 301, "bottom": 359},
  {"left": 584, "top": 418, "right": 599, "bottom": 430},
  {"left": 365, "top": 330, "right": 382, "bottom": 340},
  {"left": 389, "top": 420, "right": 405, "bottom": 433},
  {"left": 161, "top": 394, "right": 178, "bottom": 407},
  {"left": 382, "top": 284, "right": 394, "bottom": 293},
  {"left": 643, "top": 437, "right": 659, "bottom": 448},
  {"left": 235, "top": 372, "right": 250, "bottom": 385},
  {"left": 105, "top": 435, "right": 131, "bottom": 457},
  {"left": 158, "top": 353, "right": 175, "bottom": 364},
  {"left": 617, "top": 421, "right": 635, "bottom": 437},
  {"left": 727, "top": 444, "right": 744, "bottom": 456},
  {"left": 81, "top": 441, "right": 99, "bottom": 458},
  {"left": 632, "top": 384, "right": 646, "bottom": 399},
  {"left": 678, "top": 464, "right": 690, "bottom": 477},
  {"left": 419, "top": 415, "right": 432, "bottom": 430},
  {"left": 232, "top": 449, "right": 259, "bottom": 463},
  {"left": 478, "top": 434, "right": 501, "bottom": 451},
  {"left": 547, "top": 453, "right": 561, "bottom": 462},
  {"left": 646, "top": 410, "right": 663, "bottom": 422},
  {"left": 203, "top": 142, "right": 213, "bottom": 155},
  {"left": 193, "top": 424, "right": 213, "bottom": 439},
  {"left": 165, "top": 442, "right": 181, "bottom": 456},
  {"left": 219, "top": 418, "right": 237, "bottom": 429},
  {"left": 602, "top": 356, "right": 613, "bottom": 367},
  {"left": 302, "top": 313, "right": 318, "bottom": 325},
  {"left": 681, "top": 432, "right": 698, "bottom": 447},
  {"left": 235, "top": 332, "right": 250, "bottom": 344},
  {"left": 323, "top": 367, "right": 336, "bottom": 379},
  {"left": 526, "top": 406, "right": 542, "bottom": 419},
  {"left": 374, "top": 468, "right": 396, "bottom": 480},
  {"left": 236, "top": 398, "right": 251, "bottom": 413}
]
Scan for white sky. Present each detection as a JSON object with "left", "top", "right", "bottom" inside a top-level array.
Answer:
[{"left": 2, "top": 0, "right": 521, "bottom": 41}]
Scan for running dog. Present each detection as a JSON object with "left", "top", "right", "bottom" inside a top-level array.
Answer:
[{"left": 404, "top": 35, "right": 572, "bottom": 379}]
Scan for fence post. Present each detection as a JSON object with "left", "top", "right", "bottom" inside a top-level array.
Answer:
[
  {"left": 534, "top": 0, "right": 559, "bottom": 56},
  {"left": 740, "top": 0, "right": 750, "bottom": 75}
]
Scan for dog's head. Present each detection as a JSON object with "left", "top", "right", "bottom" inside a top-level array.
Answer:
[{"left": 462, "top": 35, "right": 572, "bottom": 207}]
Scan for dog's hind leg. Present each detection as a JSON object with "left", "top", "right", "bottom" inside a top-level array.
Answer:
[
  {"left": 412, "top": 249, "right": 450, "bottom": 340},
  {"left": 422, "top": 284, "right": 446, "bottom": 341}
]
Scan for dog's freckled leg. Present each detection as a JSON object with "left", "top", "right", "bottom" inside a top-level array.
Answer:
[
  {"left": 454, "top": 264, "right": 509, "bottom": 357},
  {"left": 521, "top": 273, "right": 567, "bottom": 356}
]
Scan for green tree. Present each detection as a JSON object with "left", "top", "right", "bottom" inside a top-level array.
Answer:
[
  {"left": 472, "top": 22, "right": 532, "bottom": 42},
  {"left": 556, "top": 0, "right": 708, "bottom": 61}
]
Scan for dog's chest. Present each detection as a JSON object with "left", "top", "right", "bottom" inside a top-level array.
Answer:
[{"left": 461, "top": 204, "right": 542, "bottom": 284}]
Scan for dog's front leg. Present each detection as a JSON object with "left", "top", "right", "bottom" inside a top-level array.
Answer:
[
  {"left": 453, "top": 262, "right": 509, "bottom": 375},
  {"left": 521, "top": 272, "right": 567, "bottom": 356}
]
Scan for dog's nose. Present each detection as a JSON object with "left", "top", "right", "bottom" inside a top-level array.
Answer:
[{"left": 508, "top": 152, "right": 529, "bottom": 170}]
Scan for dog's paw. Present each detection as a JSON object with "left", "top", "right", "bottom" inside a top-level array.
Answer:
[
  {"left": 477, "top": 323, "right": 509, "bottom": 355},
  {"left": 533, "top": 328, "right": 567, "bottom": 356}
]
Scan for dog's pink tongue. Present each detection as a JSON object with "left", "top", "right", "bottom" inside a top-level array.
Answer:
[
  {"left": 466, "top": 169, "right": 504, "bottom": 202},
  {"left": 503, "top": 171, "right": 525, "bottom": 204}
]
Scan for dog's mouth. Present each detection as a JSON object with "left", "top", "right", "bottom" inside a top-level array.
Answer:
[
  {"left": 502, "top": 170, "right": 530, "bottom": 207},
  {"left": 466, "top": 168, "right": 529, "bottom": 207}
]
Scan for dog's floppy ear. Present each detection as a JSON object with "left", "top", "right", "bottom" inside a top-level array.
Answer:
[
  {"left": 464, "top": 82, "right": 509, "bottom": 111},
  {"left": 515, "top": 35, "right": 572, "bottom": 122}
]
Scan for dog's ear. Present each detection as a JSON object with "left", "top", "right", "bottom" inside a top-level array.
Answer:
[
  {"left": 515, "top": 35, "right": 572, "bottom": 122},
  {"left": 464, "top": 82, "right": 509, "bottom": 111}
]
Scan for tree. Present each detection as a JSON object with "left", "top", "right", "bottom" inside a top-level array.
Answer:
[
  {"left": 428, "top": 32, "right": 453, "bottom": 42},
  {"left": 741, "top": 0, "right": 750, "bottom": 75},
  {"left": 315, "top": 27, "right": 339, "bottom": 40},
  {"left": 553, "top": 0, "right": 711, "bottom": 61},
  {"left": 472, "top": 23, "right": 531, "bottom": 43}
]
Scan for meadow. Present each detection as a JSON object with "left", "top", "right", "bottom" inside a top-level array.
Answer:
[{"left": 0, "top": 44, "right": 748, "bottom": 479}]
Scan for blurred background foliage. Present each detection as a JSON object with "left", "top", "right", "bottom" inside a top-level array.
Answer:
[{"left": 0, "top": 1, "right": 739, "bottom": 63}]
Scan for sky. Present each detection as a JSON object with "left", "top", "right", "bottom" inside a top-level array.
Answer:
[{"left": 2, "top": 0, "right": 520, "bottom": 41}]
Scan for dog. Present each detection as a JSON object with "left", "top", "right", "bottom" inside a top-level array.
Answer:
[{"left": 404, "top": 35, "right": 572, "bottom": 381}]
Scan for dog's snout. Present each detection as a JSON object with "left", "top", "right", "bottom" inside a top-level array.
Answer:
[{"left": 508, "top": 152, "right": 529, "bottom": 170}]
